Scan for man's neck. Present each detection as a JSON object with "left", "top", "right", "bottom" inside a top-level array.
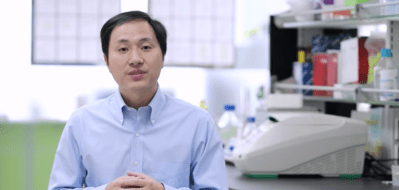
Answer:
[{"left": 119, "top": 85, "right": 157, "bottom": 110}]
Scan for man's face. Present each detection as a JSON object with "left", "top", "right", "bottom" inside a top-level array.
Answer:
[{"left": 105, "top": 20, "right": 163, "bottom": 94}]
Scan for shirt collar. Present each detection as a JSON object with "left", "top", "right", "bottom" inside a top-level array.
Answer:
[
  {"left": 148, "top": 85, "right": 166, "bottom": 125},
  {"left": 115, "top": 89, "right": 126, "bottom": 116},
  {"left": 114, "top": 84, "right": 166, "bottom": 126}
]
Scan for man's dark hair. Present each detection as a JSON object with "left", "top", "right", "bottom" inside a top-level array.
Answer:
[{"left": 100, "top": 11, "right": 167, "bottom": 60}]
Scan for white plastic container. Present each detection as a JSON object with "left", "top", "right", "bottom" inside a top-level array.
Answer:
[
  {"left": 217, "top": 105, "right": 241, "bottom": 145},
  {"left": 373, "top": 48, "right": 398, "bottom": 101},
  {"left": 242, "top": 117, "right": 256, "bottom": 139}
]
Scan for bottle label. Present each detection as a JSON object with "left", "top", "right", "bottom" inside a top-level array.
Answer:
[
  {"left": 379, "top": 69, "right": 398, "bottom": 101},
  {"left": 218, "top": 126, "right": 237, "bottom": 145}
]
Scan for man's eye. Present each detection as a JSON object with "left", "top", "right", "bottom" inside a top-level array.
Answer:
[
  {"left": 119, "top": 48, "right": 128, "bottom": 52},
  {"left": 142, "top": 46, "right": 151, "bottom": 50}
]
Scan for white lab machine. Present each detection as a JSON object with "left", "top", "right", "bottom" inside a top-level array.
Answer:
[{"left": 231, "top": 112, "right": 368, "bottom": 177}]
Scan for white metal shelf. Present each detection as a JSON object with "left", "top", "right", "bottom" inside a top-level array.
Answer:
[
  {"left": 276, "top": 83, "right": 399, "bottom": 93},
  {"left": 281, "top": 17, "right": 395, "bottom": 29},
  {"left": 275, "top": 2, "right": 399, "bottom": 29},
  {"left": 275, "top": 83, "right": 356, "bottom": 91},
  {"left": 302, "top": 96, "right": 399, "bottom": 106},
  {"left": 278, "top": 5, "right": 355, "bottom": 18},
  {"left": 278, "top": 1, "right": 399, "bottom": 18},
  {"left": 361, "top": 88, "right": 399, "bottom": 94},
  {"left": 302, "top": 96, "right": 357, "bottom": 103},
  {"left": 275, "top": 83, "right": 399, "bottom": 106}
]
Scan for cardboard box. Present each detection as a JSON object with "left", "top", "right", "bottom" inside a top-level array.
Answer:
[
  {"left": 326, "top": 50, "right": 339, "bottom": 96},
  {"left": 313, "top": 53, "right": 329, "bottom": 96},
  {"left": 302, "top": 61, "right": 313, "bottom": 96},
  {"left": 339, "top": 37, "right": 369, "bottom": 84},
  {"left": 293, "top": 61, "right": 313, "bottom": 96}
]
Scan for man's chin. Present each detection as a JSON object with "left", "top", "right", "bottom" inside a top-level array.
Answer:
[
  {"left": 119, "top": 81, "right": 157, "bottom": 94},
  {"left": 121, "top": 85, "right": 149, "bottom": 93}
]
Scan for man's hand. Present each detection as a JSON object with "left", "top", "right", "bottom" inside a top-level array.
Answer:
[
  {"left": 105, "top": 172, "right": 164, "bottom": 190},
  {"left": 105, "top": 175, "right": 141, "bottom": 190},
  {"left": 124, "top": 171, "right": 165, "bottom": 190}
]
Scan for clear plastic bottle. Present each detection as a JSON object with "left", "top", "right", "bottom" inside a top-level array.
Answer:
[
  {"left": 242, "top": 117, "right": 256, "bottom": 139},
  {"left": 373, "top": 48, "right": 398, "bottom": 101},
  {"left": 217, "top": 105, "right": 241, "bottom": 145}
]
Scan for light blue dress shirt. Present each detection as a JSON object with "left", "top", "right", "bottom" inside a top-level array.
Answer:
[{"left": 48, "top": 87, "right": 228, "bottom": 190}]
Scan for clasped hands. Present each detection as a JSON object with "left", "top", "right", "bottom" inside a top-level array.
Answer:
[{"left": 105, "top": 171, "right": 165, "bottom": 190}]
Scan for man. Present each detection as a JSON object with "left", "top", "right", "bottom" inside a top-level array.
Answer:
[{"left": 48, "top": 11, "right": 228, "bottom": 190}]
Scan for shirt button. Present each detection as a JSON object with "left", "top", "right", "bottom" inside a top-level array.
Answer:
[
  {"left": 136, "top": 133, "right": 139, "bottom": 137},
  {"left": 151, "top": 120, "right": 155, "bottom": 124},
  {"left": 135, "top": 162, "right": 138, "bottom": 166},
  {"left": 120, "top": 119, "right": 123, "bottom": 122}
]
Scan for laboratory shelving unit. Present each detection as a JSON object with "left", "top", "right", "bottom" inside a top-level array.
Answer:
[{"left": 273, "top": 1, "right": 399, "bottom": 160}]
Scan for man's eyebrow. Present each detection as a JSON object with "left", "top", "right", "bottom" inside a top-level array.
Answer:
[
  {"left": 138, "top": 37, "right": 152, "bottom": 42},
  {"left": 116, "top": 37, "right": 152, "bottom": 43},
  {"left": 117, "top": 39, "right": 129, "bottom": 43}
]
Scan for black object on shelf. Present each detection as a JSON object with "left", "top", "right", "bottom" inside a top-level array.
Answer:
[{"left": 270, "top": 15, "right": 298, "bottom": 82}]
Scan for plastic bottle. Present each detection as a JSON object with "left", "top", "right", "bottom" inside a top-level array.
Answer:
[
  {"left": 217, "top": 105, "right": 241, "bottom": 145},
  {"left": 365, "top": 32, "right": 385, "bottom": 84},
  {"left": 242, "top": 117, "right": 256, "bottom": 139},
  {"left": 293, "top": 50, "right": 305, "bottom": 94},
  {"left": 373, "top": 48, "right": 398, "bottom": 101},
  {"left": 293, "top": 50, "right": 313, "bottom": 96}
]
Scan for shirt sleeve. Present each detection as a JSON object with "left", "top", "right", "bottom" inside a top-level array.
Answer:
[
  {"left": 162, "top": 112, "right": 228, "bottom": 190},
  {"left": 47, "top": 112, "right": 108, "bottom": 190}
]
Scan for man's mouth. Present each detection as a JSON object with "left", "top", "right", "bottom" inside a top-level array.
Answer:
[
  {"left": 129, "top": 69, "right": 145, "bottom": 75},
  {"left": 128, "top": 69, "right": 145, "bottom": 81}
]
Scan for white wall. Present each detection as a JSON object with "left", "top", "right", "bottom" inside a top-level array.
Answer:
[
  {"left": 235, "top": 0, "right": 289, "bottom": 47},
  {"left": 0, "top": 0, "right": 289, "bottom": 122},
  {"left": 206, "top": 69, "right": 270, "bottom": 122}
]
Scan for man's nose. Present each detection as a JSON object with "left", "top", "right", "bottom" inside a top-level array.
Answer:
[{"left": 129, "top": 49, "right": 143, "bottom": 66}]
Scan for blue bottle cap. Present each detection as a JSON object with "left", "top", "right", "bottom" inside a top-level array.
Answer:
[
  {"left": 381, "top": 48, "right": 392, "bottom": 57},
  {"left": 246, "top": 117, "right": 255, "bottom": 123},
  {"left": 224, "top": 105, "right": 235, "bottom": 111}
]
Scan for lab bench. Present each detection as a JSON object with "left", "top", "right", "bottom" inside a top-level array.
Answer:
[{"left": 226, "top": 164, "right": 399, "bottom": 190}]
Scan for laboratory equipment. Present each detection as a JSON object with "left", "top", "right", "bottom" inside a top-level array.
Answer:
[
  {"left": 232, "top": 112, "right": 368, "bottom": 177},
  {"left": 373, "top": 48, "right": 398, "bottom": 101}
]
